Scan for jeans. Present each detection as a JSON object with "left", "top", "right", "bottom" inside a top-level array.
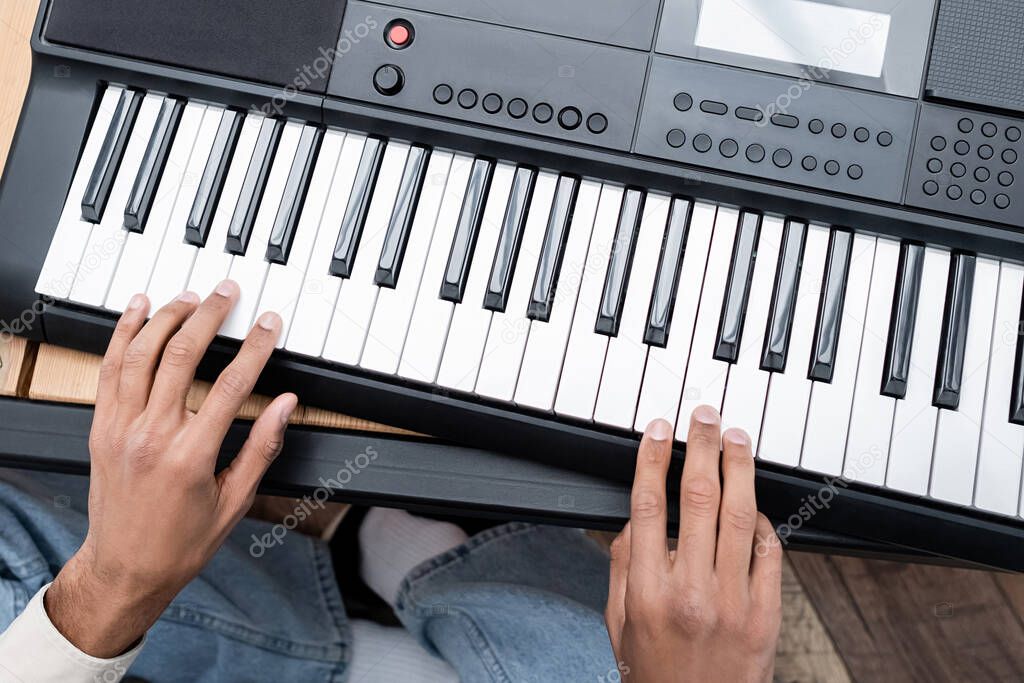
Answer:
[{"left": 0, "top": 470, "right": 618, "bottom": 682}]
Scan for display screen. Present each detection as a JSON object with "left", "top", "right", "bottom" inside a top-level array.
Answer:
[{"left": 694, "top": 0, "right": 891, "bottom": 78}]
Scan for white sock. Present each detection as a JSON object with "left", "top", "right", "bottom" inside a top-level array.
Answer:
[
  {"left": 348, "top": 619, "right": 458, "bottom": 682},
  {"left": 359, "top": 507, "right": 469, "bottom": 606}
]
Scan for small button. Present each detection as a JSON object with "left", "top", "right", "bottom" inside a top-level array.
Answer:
[
  {"left": 735, "top": 107, "right": 764, "bottom": 122},
  {"left": 772, "top": 148, "right": 792, "bottom": 168},
  {"left": 975, "top": 166, "right": 991, "bottom": 182},
  {"left": 954, "top": 140, "right": 970, "bottom": 155},
  {"left": 666, "top": 129, "right": 686, "bottom": 148},
  {"left": 457, "top": 88, "right": 478, "bottom": 109},
  {"left": 801, "top": 155, "right": 817, "bottom": 171},
  {"left": 433, "top": 84, "right": 453, "bottom": 105},
  {"left": 995, "top": 193, "right": 1011, "bottom": 209},
  {"left": 771, "top": 113, "right": 799, "bottom": 128},
  {"left": 1008, "top": 126, "right": 1022, "bottom": 142},
  {"left": 700, "top": 100, "right": 728, "bottom": 115},
  {"left": 586, "top": 113, "right": 608, "bottom": 134},
  {"left": 947, "top": 184, "right": 963, "bottom": 200},
  {"left": 746, "top": 143, "right": 765, "bottom": 162},
  {"left": 927, "top": 158, "right": 943, "bottom": 173},
  {"left": 854, "top": 127, "right": 870, "bottom": 142},
  {"left": 978, "top": 144, "right": 994, "bottom": 160},
  {"left": 482, "top": 93, "right": 502, "bottom": 114},
  {"left": 673, "top": 92, "right": 693, "bottom": 112},
  {"left": 809, "top": 119, "right": 824, "bottom": 134},
  {"left": 693, "top": 133, "right": 713, "bottom": 153},
  {"left": 831, "top": 123, "right": 847, "bottom": 138},
  {"left": 1004, "top": 148, "right": 1018, "bottom": 164},
  {"left": 950, "top": 162, "right": 966, "bottom": 177},
  {"left": 385, "top": 20, "right": 414, "bottom": 49},
  {"left": 558, "top": 106, "right": 582, "bottom": 130},
  {"left": 533, "top": 102, "right": 553, "bottom": 123},
  {"left": 981, "top": 122, "right": 998, "bottom": 137},
  {"left": 930, "top": 135, "right": 946, "bottom": 151},
  {"left": 923, "top": 180, "right": 939, "bottom": 195},
  {"left": 373, "top": 64, "right": 404, "bottom": 96},
  {"left": 847, "top": 164, "right": 863, "bottom": 180},
  {"left": 970, "top": 189, "right": 986, "bottom": 204},
  {"left": 877, "top": 131, "right": 893, "bottom": 146},
  {"left": 719, "top": 138, "right": 739, "bottom": 158},
  {"left": 957, "top": 117, "right": 973, "bottom": 133},
  {"left": 998, "top": 171, "right": 1014, "bottom": 186},
  {"left": 507, "top": 98, "right": 528, "bottom": 119},
  {"left": 824, "top": 160, "right": 840, "bottom": 175}
]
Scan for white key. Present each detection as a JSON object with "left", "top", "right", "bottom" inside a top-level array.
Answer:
[
  {"left": 221, "top": 121, "right": 303, "bottom": 338},
  {"left": 800, "top": 233, "right": 876, "bottom": 475},
  {"left": 721, "top": 216, "right": 784, "bottom": 450},
  {"left": 930, "top": 257, "right": 999, "bottom": 505},
  {"left": 593, "top": 193, "right": 670, "bottom": 429},
  {"left": 756, "top": 224, "right": 828, "bottom": 464},
  {"left": 37, "top": 85, "right": 124, "bottom": 300},
  {"left": 361, "top": 151, "right": 454, "bottom": 373},
  {"left": 634, "top": 202, "right": 716, "bottom": 430},
  {"left": 886, "top": 247, "right": 951, "bottom": 494},
  {"left": 554, "top": 184, "right": 623, "bottom": 419},
  {"left": 286, "top": 133, "right": 365, "bottom": 356},
  {"left": 516, "top": 180, "right": 601, "bottom": 411},
  {"left": 187, "top": 112, "right": 264, "bottom": 298},
  {"left": 322, "top": 142, "right": 411, "bottom": 364},
  {"left": 146, "top": 106, "right": 224, "bottom": 308},
  {"left": 106, "top": 102, "right": 205, "bottom": 312},
  {"left": 475, "top": 171, "right": 557, "bottom": 400},
  {"left": 974, "top": 262, "right": 1024, "bottom": 516},
  {"left": 253, "top": 129, "right": 345, "bottom": 346},
  {"left": 70, "top": 93, "right": 163, "bottom": 307},
  {"left": 398, "top": 154, "right": 473, "bottom": 382},
  {"left": 436, "top": 163, "right": 515, "bottom": 391},
  {"left": 842, "top": 237, "right": 900, "bottom": 485},
  {"left": 676, "top": 207, "right": 740, "bottom": 440}
]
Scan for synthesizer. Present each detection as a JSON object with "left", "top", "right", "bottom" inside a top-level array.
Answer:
[{"left": 1, "top": 0, "right": 1024, "bottom": 570}]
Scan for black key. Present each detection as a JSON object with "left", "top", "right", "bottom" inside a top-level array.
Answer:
[
  {"left": 266, "top": 126, "right": 324, "bottom": 265},
  {"left": 439, "top": 157, "right": 495, "bottom": 302},
  {"left": 643, "top": 197, "right": 691, "bottom": 347},
  {"left": 881, "top": 242, "right": 925, "bottom": 398},
  {"left": 761, "top": 220, "right": 807, "bottom": 371},
  {"left": 528, "top": 174, "right": 580, "bottom": 321},
  {"left": 595, "top": 188, "right": 645, "bottom": 336},
  {"left": 124, "top": 97, "right": 185, "bottom": 233},
  {"left": 1013, "top": 292, "right": 1024, "bottom": 424},
  {"left": 226, "top": 117, "right": 284, "bottom": 255},
  {"left": 375, "top": 144, "right": 431, "bottom": 287},
  {"left": 808, "top": 229, "right": 853, "bottom": 382},
  {"left": 933, "top": 253, "right": 975, "bottom": 409},
  {"left": 81, "top": 89, "right": 143, "bottom": 223},
  {"left": 714, "top": 211, "right": 762, "bottom": 362},
  {"left": 184, "top": 109, "right": 244, "bottom": 246},
  {"left": 329, "top": 136, "right": 386, "bottom": 278},
  {"left": 484, "top": 166, "right": 536, "bottom": 311}
]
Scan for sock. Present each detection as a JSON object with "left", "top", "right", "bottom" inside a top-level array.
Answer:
[
  {"left": 348, "top": 619, "right": 458, "bottom": 682},
  {"left": 359, "top": 507, "right": 469, "bottom": 606}
]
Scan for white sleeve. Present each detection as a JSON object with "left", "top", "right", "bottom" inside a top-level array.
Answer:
[{"left": 0, "top": 583, "right": 144, "bottom": 683}]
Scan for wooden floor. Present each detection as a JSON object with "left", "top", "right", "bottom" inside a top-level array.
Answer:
[{"left": 1, "top": 1, "right": 1022, "bottom": 680}]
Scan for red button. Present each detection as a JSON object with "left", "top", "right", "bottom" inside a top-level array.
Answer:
[{"left": 388, "top": 24, "right": 410, "bottom": 46}]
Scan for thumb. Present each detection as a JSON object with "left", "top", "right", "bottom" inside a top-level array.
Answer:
[{"left": 219, "top": 393, "right": 298, "bottom": 511}]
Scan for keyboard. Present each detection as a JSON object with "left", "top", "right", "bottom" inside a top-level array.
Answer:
[{"left": 4, "top": 0, "right": 1024, "bottom": 570}]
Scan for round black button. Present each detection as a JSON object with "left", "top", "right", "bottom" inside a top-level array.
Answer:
[
  {"left": 927, "top": 158, "right": 943, "bottom": 173},
  {"left": 719, "top": 138, "right": 739, "bottom": 158},
  {"left": 877, "top": 131, "right": 893, "bottom": 147},
  {"left": 824, "top": 160, "right": 840, "bottom": 175},
  {"left": 533, "top": 102, "right": 553, "bottom": 123},
  {"left": 981, "top": 122, "right": 998, "bottom": 137},
  {"left": 558, "top": 106, "right": 582, "bottom": 130},
  {"left": 922, "top": 180, "right": 939, "bottom": 195},
  {"left": 745, "top": 143, "right": 765, "bottom": 162},
  {"left": 694, "top": 133, "right": 713, "bottom": 153},
  {"left": 433, "top": 84, "right": 453, "bottom": 105},
  {"left": 772, "top": 148, "right": 792, "bottom": 168},
  {"left": 1004, "top": 148, "right": 1018, "bottom": 164},
  {"left": 666, "top": 129, "right": 686, "bottom": 148},
  {"left": 995, "top": 193, "right": 1011, "bottom": 209},
  {"left": 673, "top": 92, "right": 693, "bottom": 112},
  {"left": 854, "top": 127, "right": 870, "bottom": 142},
  {"left": 954, "top": 140, "right": 970, "bottom": 155},
  {"left": 1008, "top": 126, "right": 1022, "bottom": 142},
  {"left": 947, "top": 184, "right": 963, "bottom": 200},
  {"left": 373, "top": 64, "right": 404, "bottom": 96},
  {"left": 809, "top": 119, "right": 824, "bottom": 134},
  {"left": 958, "top": 117, "right": 974, "bottom": 133},
  {"left": 507, "top": 98, "right": 528, "bottom": 119},
  {"left": 950, "top": 162, "right": 966, "bottom": 177},
  {"left": 998, "top": 171, "right": 1014, "bottom": 186},
  {"left": 847, "top": 164, "right": 863, "bottom": 180},
  {"left": 978, "top": 144, "right": 994, "bottom": 160},
  {"left": 970, "top": 189, "right": 986, "bottom": 204},
  {"left": 457, "top": 88, "right": 478, "bottom": 109},
  {"left": 801, "top": 155, "right": 817, "bottom": 171},
  {"left": 831, "top": 123, "right": 847, "bottom": 138},
  {"left": 587, "top": 113, "right": 608, "bottom": 134},
  {"left": 930, "top": 135, "right": 946, "bottom": 151},
  {"left": 975, "top": 166, "right": 991, "bottom": 182},
  {"left": 482, "top": 93, "right": 502, "bottom": 114}
]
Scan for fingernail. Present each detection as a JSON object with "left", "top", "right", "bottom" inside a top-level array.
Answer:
[
  {"left": 723, "top": 428, "right": 750, "bottom": 447},
  {"left": 278, "top": 395, "right": 297, "bottom": 427},
  {"left": 257, "top": 311, "right": 281, "bottom": 331},
  {"left": 127, "top": 293, "right": 146, "bottom": 310},
  {"left": 693, "top": 405, "right": 720, "bottom": 425},
  {"left": 215, "top": 279, "right": 237, "bottom": 298},
  {"left": 647, "top": 418, "right": 672, "bottom": 441},
  {"left": 175, "top": 290, "right": 199, "bottom": 304}
]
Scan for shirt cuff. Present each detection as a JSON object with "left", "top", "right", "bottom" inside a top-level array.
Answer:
[{"left": 0, "top": 583, "right": 145, "bottom": 683}]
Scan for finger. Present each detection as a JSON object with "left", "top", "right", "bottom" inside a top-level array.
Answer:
[
  {"left": 193, "top": 311, "right": 282, "bottom": 445},
  {"left": 675, "top": 405, "right": 722, "bottom": 582},
  {"left": 605, "top": 522, "right": 630, "bottom": 653},
  {"left": 750, "top": 514, "right": 783, "bottom": 612},
  {"left": 217, "top": 393, "right": 297, "bottom": 513},
  {"left": 715, "top": 427, "right": 757, "bottom": 587},
  {"left": 115, "top": 291, "right": 200, "bottom": 422},
  {"left": 628, "top": 419, "right": 673, "bottom": 575},
  {"left": 148, "top": 280, "right": 240, "bottom": 414},
  {"left": 95, "top": 294, "right": 150, "bottom": 429}
]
